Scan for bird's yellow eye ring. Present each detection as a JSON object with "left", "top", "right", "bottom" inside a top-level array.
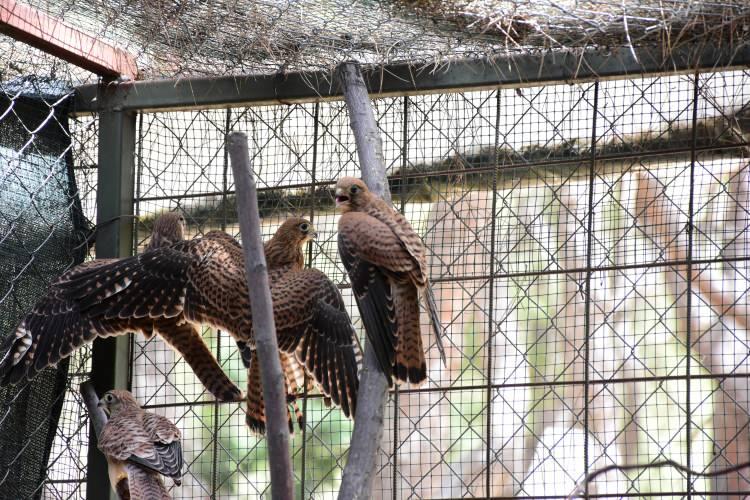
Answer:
[{"left": 300, "top": 223, "right": 309, "bottom": 232}]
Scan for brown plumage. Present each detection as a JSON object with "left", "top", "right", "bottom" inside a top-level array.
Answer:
[
  {"left": 0, "top": 212, "right": 243, "bottom": 403},
  {"left": 0, "top": 216, "right": 359, "bottom": 434},
  {"left": 97, "top": 390, "right": 182, "bottom": 500},
  {"left": 335, "top": 177, "right": 445, "bottom": 386},
  {"left": 239, "top": 218, "right": 360, "bottom": 433},
  {"left": 146, "top": 212, "right": 186, "bottom": 251}
]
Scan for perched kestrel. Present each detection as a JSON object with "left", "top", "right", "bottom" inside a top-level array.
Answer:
[
  {"left": 0, "top": 212, "right": 243, "bottom": 403},
  {"left": 97, "top": 389, "right": 182, "bottom": 500},
  {"left": 0, "top": 216, "right": 359, "bottom": 433},
  {"left": 242, "top": 218, "right": 360, "bottom": 433},
  {"left": 335, "top": 177, "right": 445, "bottom": 386}
]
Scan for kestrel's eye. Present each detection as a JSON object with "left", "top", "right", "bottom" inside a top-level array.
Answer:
[
  {"left": 178, "top": 216, "right": 185, "bottom": 222},
  {"left": 349, "top": 185, "right": 359, "bottom": 194},
  {"left": 104, "top": 394, "right": 113, "bottom": 402},
  {"left": 300, "top": 223, "right": 309, "bottom": 232}
]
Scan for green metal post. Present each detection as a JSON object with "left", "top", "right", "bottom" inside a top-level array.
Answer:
[{"left": 86, "top": 108, "right": 136, "bottom": 500}]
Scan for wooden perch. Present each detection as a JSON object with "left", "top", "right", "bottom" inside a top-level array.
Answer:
[
  {"left": 227, "top": 132, "right": 294, "bottom": 500},
  {"left": 636, "top": 171, "right": 749, "bottom": 330},
  {"left": 337, "top": 62, "right": 392, "bottom": 500},
  {"left": 80, "top": 380, "right": 108, "bottom": 440},
  {"left": 0, "top": 0, "right": 138, "bottom": 79}
]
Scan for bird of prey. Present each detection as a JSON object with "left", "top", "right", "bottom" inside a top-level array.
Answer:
[
  {"left": 335, "top": 177, "right": 445, "bottom": 386},
  {"left": 0, "top": 216, "right": 359, "bottom": 433},
  {"left": 97, "top": 389, "right": 182, "bottom": 500},
  {"left": 0, "top": 212, "right": 244, "bottom": 403},
  {"left": 238, "top": 218, "right": 360, "bottom": 433}
]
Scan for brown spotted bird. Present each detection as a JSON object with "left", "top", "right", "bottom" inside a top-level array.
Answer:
[
  {"left": 97, "top": 390, "right": 182, "bottom": 500},
  {"left": 241, "top": 218, "right": 360, "bottom": 433},
  {"left": 0, "top": 217, "right": 359, "bottom": 434},
  {"left": 0, "top": 212, "right": 243, "bottom": 403},
  {"left": 335, "top": 177, "right": 445, "bottom": 386}
]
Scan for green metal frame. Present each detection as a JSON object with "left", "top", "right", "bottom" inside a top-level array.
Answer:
[
  {"left": 73, "top": 44, "right": 750, "bottom": 115},
  {"left": 76, "top": 43, "right": 750, "bottom": 498},
  {"left": 86, "top": 109, "right": 136, "bottom": 500}
]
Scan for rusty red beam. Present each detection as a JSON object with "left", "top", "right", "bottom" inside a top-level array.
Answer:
[{"left": 0, "top": 0, "right": 138, "bottom": 79}]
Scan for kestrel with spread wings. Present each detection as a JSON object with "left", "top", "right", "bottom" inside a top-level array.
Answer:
[
  {"left": 0, "top": 215, "right": 359, "bottom": 433},
  {"left": 97, "top": 390, "right": 182, "bottom": 500},
  {"left": 0, "top": 212, "right": 243, "bottom": 403},
  {"left": 335, "top": 177, "right": 445, "bottom": 386}
]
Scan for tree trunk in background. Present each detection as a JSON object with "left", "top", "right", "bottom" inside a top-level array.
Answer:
[
  {"left": 559, "top": 184, "right": 625, "bottom": 497},
  {"left": 486, "top": 187, "right": 536, "bottom": 496},
  {"left": 610, "top": 173, "right": 643, "bottom": 474},
  {"left": 636, "top": 169, "right": 750, "bottom": 497}
]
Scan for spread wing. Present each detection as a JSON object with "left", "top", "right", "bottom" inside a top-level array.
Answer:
[
  {"left": 0, "top": 233, "right": 249, "bottom": 386},
  {"left": 273, "top": 269, "right": 359, "bottom": 417}
]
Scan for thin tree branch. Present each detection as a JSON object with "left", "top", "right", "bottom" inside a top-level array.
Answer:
[
  {"left": 80, "top": 380, "right": 108, "bottom": 440},
  {"left": 337, "top": 61, "right": 392, "bottom": 500},
  {"left": 227, "top": 131, "right": 294, "bottom": 500},
  {"left": 567, "top": 459, "right": 750, "bottom": 499}
]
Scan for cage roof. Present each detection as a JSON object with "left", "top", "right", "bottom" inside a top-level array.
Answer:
[{"left": 2, "top": 0, "right": 749, "bottom": 83}]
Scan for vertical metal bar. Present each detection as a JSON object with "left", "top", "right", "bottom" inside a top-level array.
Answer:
[
  {"left": 87, "top": 108, "right": 136, "bottom": 500},
  {"left": 211, "top": 108, "right": 232, "bottom": 500},
  {"left": 583, "top": 81, "right": 600, "bottom": 499},
  {"left": 392, "top": 95, "right": 408, "bottom": 500},
  {"left": 485, "top": 89, "right": 501, "bottom": 496},
  {"left": 129, "top": 112, "right": 143, "bottom": 392},
  {"left": 221, "top": 108, "right": 233, "bottom": 231},
  {"left": 300, "top": 101, "right": 319, "bottom": 499},
  {"left": 686, "top": 72, "right": 700, "bottom": 499}
]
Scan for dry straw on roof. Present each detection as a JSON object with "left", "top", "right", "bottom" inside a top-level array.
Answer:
[{"left": 4, "top": 0, "right": 749, "bottom": 81}]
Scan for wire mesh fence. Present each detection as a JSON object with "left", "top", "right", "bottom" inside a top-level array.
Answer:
[
  {"left": 1, "top": 27, "right": 750, "bottom": 496},
  {"left": 113, "top": 68, "right": 750, "bottom": 498},
  {"left": 0, "top": 75, "right": 97, "bottom": 499}
]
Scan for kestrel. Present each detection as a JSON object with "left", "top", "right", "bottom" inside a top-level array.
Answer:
[
  {"left": 0, "top": 212, "right": 243, "bottom": 403},
  {"left": 97, "top": 389, "right": 182, "bottom": 500},
  {"left": 335, "top": 177, "right": 445, "bottom": 386},
  {"left": 0, "top": 216, "right": 359, "bottom": 433},
  {"left": 242, "top": 218, "right": 360, "bottom": 433}
]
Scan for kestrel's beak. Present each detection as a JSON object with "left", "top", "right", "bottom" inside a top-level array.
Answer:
[{"left": 335, "top": 188, "right": 349, "bottom": 207}]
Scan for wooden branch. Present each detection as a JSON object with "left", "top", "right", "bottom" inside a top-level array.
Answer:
[
  {"left": 0, "top": 0, "right": 138, "bottom": 79},
  {"left": 227, "top": 132, "right": 293, "bottom": 500},
  {"left": 337, "top": 62, "right": 392, "bottom": 500},
  {"left": 80, "top": 380, "right": 108, "bottom": 441}
]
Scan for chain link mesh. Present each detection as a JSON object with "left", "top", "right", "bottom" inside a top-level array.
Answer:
[{"left": 117, "top": 69, "right": 750, "bottom": 498}]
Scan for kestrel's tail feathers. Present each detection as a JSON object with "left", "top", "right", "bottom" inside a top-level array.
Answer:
[
  {"left": 157, "top": 321, "right": 242, "bottom": 402},
  {"left": 424, "top": 284, "right": 447, "bottom": 366},
  {"left": 126, "top": 463, "right": 172, "bottom": 500},
  {"left": 392, "top": 282, "right": 427, "bottom": 385},
  {"left": 244, "top": 350, "right": 303, "bottom": 435}
]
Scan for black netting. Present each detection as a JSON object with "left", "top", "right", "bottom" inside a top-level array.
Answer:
[{"left": 0, "top": 78, "right": 90, "bottom": 499}]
